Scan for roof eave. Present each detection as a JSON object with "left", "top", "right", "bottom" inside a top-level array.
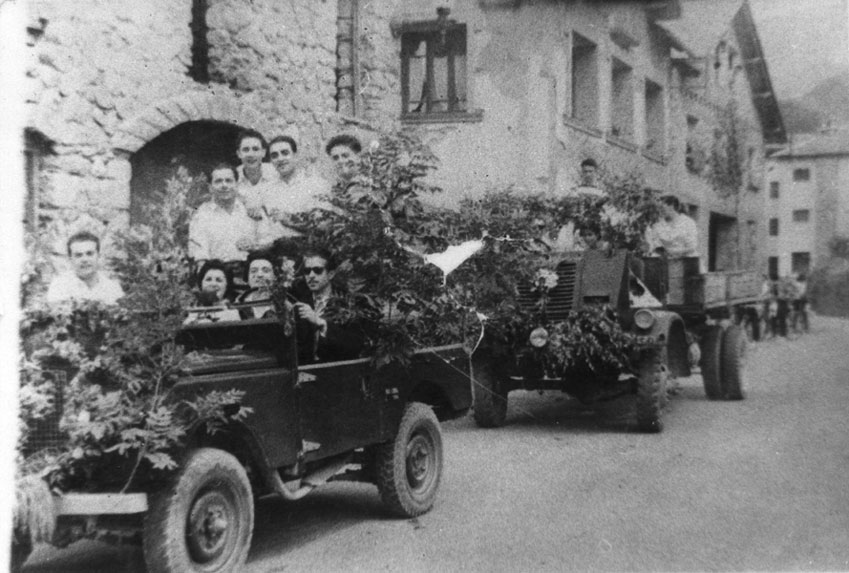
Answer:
[{"left": 733, "top": 0, "right": 787, "bottom": 145}]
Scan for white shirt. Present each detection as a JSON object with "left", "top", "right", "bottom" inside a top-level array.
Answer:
[
  {"left": 237, "top": 163, "right": 277, "bottom": 201},
  {"left": 188, "top": 200, "right": 257, "bottom": 261},
  {"left": 46, "top": 271, "right": 125, "bottom": 305},
  {"left": 646, "top": 213, "right": 699, "bottom": 257},
  {"left": 243, "top": 169, "right": 334, "bottom": 238}
]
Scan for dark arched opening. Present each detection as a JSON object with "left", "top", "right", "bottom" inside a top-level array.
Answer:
[{"left": 130, "top": 120, "right": 241, "bottom": 225}]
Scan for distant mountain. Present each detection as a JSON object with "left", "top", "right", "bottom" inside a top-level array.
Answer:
[{"left": 779, "top": 70, "right": 849, "bottom": 133}]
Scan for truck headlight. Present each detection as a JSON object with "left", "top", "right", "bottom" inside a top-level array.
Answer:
[
  {"left": 529, "top": 327, "right": 549, "bottom": 348},
  {"left": 634, "top": 309, "right": 656, "bottom": 330}
]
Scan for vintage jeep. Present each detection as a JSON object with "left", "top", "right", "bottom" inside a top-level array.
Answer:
[{"left": 18, "top": 305, "right": 472, "bottom": 572}]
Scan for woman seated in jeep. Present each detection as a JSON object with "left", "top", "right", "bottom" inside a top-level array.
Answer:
[{"left": 185, "top": 260, "right": 241, "bottom": 323}]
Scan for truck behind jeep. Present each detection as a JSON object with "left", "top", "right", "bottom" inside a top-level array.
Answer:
[
  {"left": 15, "top": 306, "right": 472, "bottom": 573},
  {"left": 471, "top": 249, "right": 755, "bottom": 432}
]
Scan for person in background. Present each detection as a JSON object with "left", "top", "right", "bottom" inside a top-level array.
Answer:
[
  {"left": 235, "top": 129, "right": 276, "bottom": 199},
  {"left": 645, "top": 194, "right": 699, "bottom": 258},
  {"left": 325, "top": 134, "right": 363, "bottom": 188},
  {"left": 774, "top": 274, "right": 797, "bottom": 338},
  {"left": 792, "top": 273, "right": 809, "bottom": 333},
  {"left": 46, "top": 231, "right": 124, "bottom": 304},
  {"left": 572, "top": 158, "right": 604, "bottom": 197},
  {"left": 188, "top": 163, "right": 258, "bottom": 265},
  {"left": 759, "top": 274, "right": 776, "bottom": 338},
  {"left": 574, "top": 220, "right": 609, "bottom": 251}
]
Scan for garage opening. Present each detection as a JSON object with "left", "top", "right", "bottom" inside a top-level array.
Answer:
[{"left": 130, "top": 120, "right": 241, "bottom": 225}]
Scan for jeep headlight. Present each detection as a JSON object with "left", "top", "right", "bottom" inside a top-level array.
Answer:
[
  {"left": 633, "top": 309, "right": 656, "bottom": 330},
  {"left": 529, "top": 327, "right": 549, "bottom": 348}
]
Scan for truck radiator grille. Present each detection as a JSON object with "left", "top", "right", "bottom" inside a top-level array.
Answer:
[{"left": 517, "top": 261, "right": 578, "bottom": 321}]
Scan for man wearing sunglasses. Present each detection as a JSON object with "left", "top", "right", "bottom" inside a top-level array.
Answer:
[{"left": 292, "top": 248, "right": 363, "bottom": 362}]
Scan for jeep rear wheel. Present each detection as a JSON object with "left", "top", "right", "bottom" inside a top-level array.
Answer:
[
  {"left": 143, "top": 448, "right": 253, "bottom": 573},
  {"left": 636, "top": 347, "right": 669, "bottom": 433},
  {"left": 375, "top": 402, "right": 443, "bottom": 518},
  {"left": 700, "top": 325, "right": 724, "bottom": 400},
  {"left": 471, "top": 359, "right": 508, "bottom": 428},
  {"left": 721, "top": 324, "right": 746, "bottom": 400}
]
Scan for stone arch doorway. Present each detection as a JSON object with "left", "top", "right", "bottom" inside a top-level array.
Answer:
[{"left": 129, "top": 120, "right": 242, "bottom": 225}]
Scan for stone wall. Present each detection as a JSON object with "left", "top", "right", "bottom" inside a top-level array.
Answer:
[
  {"left": 206, "top": 0, "right": 339, "bottom": 155},
  {"left": 25, "top": 0, "right": 340, "bottom": 268}
]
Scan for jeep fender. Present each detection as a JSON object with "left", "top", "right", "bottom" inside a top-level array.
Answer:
[
  {"left": 633, "top": 310, "right": 690, "bottom": 378},
  {"left": 184, "top": 420, "right": 275, "bottom": 495}
]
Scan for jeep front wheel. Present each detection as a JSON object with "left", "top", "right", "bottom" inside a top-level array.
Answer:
[
  {"left": 375, "top": 402, "right": 443, "bottom": 518},
  {"left": 143, "top": 448, "right": 254, "bottom": 573},
  {"left": 471, "top": 359, "right": 509, "bottom": 428}
]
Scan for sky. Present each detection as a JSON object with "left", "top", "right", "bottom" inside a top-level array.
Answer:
[{"left": 748, "top": 0, "right": 849, "bottom": 100}]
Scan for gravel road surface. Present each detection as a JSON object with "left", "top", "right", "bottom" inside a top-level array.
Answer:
[{"left": 24, "top": 317, "right": 849, "bottom": 572}]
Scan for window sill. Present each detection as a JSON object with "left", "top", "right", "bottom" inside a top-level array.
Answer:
[
  {"left": 401, "top": 110, "right": 484, "bottom": 125},
  {"left": 605, "top": 132, "right": 638, "bottom": 153},
  {"left": 562, "top": 116, "right": 602, "bottom": 138},
  {"left": 642, "top": 148, "right": 667, "bottom": 165}
]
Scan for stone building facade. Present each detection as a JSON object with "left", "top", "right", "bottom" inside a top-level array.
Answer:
[
  {"left": 24, "top": 0, "right": 343, "bottom": 264},
  {"left": 23, "top": 0, "right": 784, "bottom": 273}
]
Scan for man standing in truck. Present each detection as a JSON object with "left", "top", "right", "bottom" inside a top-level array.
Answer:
[{"left": 645, "top": 194, "right": 699, "bottom": 258}]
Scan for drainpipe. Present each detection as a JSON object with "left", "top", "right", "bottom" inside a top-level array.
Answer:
[{"left": 336, "top": 0, "right": 361, "bottom": 116}]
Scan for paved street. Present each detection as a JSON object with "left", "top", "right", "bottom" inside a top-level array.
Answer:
[{"left": 25, "top": 317, "right": 849, "bottom": 572}]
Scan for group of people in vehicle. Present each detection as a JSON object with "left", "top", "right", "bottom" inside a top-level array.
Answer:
[{"left": 45, "top": 130, "right": 368, "bottom": 363}]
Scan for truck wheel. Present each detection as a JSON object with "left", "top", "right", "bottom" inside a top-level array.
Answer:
[
  {"left": 636, "top": 347, "right": 668, "bottom": 433},
  {"left": 721, "top": 324, "right": 747, "bottom": 400},
  {"left": 700, "top": 325, "right": 724, "bottom": 400},
  {"left": 747, "top": 309, "right": 762, "bottom": 341},
  {"left": 471, "top": 359, "right": 508, "bottom": 428},
  {"left": 143, "top": 448, "right": 254, "bottom": 573},
  {"left": 375, "top": 402, "right": 443, "bottom": 518}
]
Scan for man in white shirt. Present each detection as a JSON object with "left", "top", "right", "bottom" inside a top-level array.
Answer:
[
  {"left": 571, "top": 158, "right": 605, "bottom": 197},
  {"left": 188, "top": 163, "right": 259, "bottom": 263},
  {"left": 46, "top": 231, "right": 125, "bottom": 304},
  {"left": 244, "top": 135, "right": 333, "bottom": 238},
  {"left": 235, "top": 129, "right": 276, "bottom": 201},
  {"left": 645, "top": 194, "right": 699, "bottom": 257},
  {"left": 325, "top": 134, "right": 363, "bottom": 187}
]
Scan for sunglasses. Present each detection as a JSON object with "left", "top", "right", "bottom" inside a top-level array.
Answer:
[{"left": 303, "top": 266, "right": 327, "bottom": 275}]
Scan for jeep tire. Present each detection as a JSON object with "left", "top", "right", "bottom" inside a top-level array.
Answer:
[
  {"left": 375, "top": 402, "right": 443, "bottom": 518},
  {"left": 700, "top": 325, "right": 724, "bottom": 400},
  {"left": 721, "top": 324, "right": 746, "bottom": 400},
  {"left": 636, "top": 347, "right": 669, "bottom": 433},
  {"left": 143, "top": 448, "right": 254, "bottom": 573},
  {"left": 471, "top": 358, "right": 508, "bottom": 428}
]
